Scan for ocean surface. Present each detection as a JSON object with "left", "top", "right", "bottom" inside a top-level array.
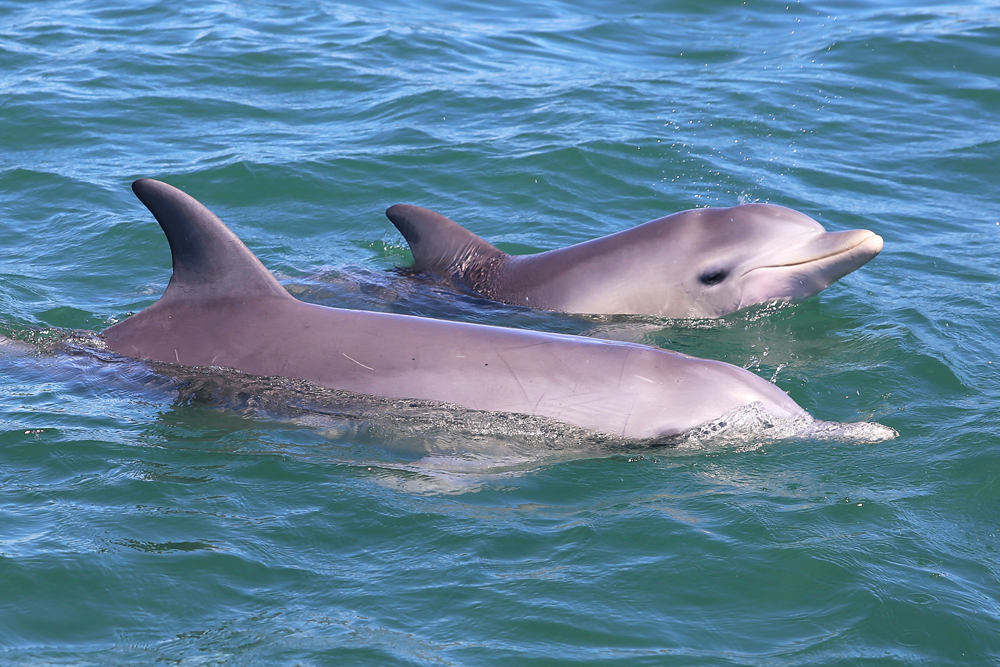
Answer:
[{"left": 1, "top": 0, "right": 999, "bottom": 664}]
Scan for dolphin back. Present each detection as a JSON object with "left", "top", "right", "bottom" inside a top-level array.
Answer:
[
  {"left": 385, "top": 204, "right": 504, "bottom": 276},
  {"left": 101, "top": 181, "right": 814, "bottom": 441},
  {"left": 130, "top": 179, "right": 288, "bottom": 302}
]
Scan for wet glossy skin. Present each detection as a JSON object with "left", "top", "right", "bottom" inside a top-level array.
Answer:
[
  {"left": 105, "top": 180, "right": 808, "bottom": 440},
  {"left": 386, "top": 204, "right": 883, "bottom": 318}
]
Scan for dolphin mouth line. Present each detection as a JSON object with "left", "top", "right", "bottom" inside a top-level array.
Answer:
[{"left": 741, "top": 232, "right": 881, "bottom": 276}]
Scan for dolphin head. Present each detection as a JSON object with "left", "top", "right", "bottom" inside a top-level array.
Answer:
[{"left": 643, "top": 204, "right": 883, "bottom": 318}]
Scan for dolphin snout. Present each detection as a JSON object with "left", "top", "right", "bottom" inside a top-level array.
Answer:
[
  {"left": 737, "top": 228, "right": 883, "bottom": 309},
  {"left": 856, "top": 231, "right": 884, "bottom": 257},
  {"left": 755, "top": 228, "right": 882, "bottom": 272},
  {"left": 819, "top": 228, "right": 883, "bottom": 262}
]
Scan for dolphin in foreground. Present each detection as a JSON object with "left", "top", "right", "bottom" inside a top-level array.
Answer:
[
  {"left": 384, "top": 204, "right": 883, "bottom": 318},
  {"left": 103, "top": 179, "right": 810, "bottom": 441}
]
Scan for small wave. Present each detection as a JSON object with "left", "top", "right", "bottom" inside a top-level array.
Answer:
[
  {"left": 367, "top": 457, "right": 535, "bottom": 496},
  {"left": 0, "top": 329, "right": 896, "bottom": 491},
  {"left": 661, "top": 401, "right": 898, "bottom": 451},
  {"left": 360, "top": 404, "right": 899, "bottom": 495}
]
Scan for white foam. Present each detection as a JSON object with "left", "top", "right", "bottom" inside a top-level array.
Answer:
[
  {"left": 0, "top": 334, "right": 36, "bottom": 355},
  {"left": 666, "top": 401, "right": 898, "bottom": 450}
]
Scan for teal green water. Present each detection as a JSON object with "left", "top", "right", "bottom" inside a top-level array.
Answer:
[{"left": 2, "top": 0, "right": 999, "bottom": 664}]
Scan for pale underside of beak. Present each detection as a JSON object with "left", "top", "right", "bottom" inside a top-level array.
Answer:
[{"left": 737, "top": 229, "right": 884, "bottom": 309}]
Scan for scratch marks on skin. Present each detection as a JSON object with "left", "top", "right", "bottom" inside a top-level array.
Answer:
[
  {"left": 634, "top": 375, "right": 655, "bottom": 383},
  {"left": 174, "top": 349, "right": 180, "bottom": 363},
  {"left": 500, "top": 341, "right": 563, "bottom": 353},
  {"left": 615, "top": 350, "right": 643, "bottom": 435},
  {"left": 496, "top": 351, "right": 531, "bottom": 405},
  {"left": 617, "top": 348, "right": 632, "bottom": 390},
  {"left": 342, "top": 352, "right": 375, "bottom": 371},
  {"left": 548, "top": 349, "right": 578, "bottom": 375},
  {"left": 621, "top": 394, "right": 638, "bottom": 437},
  {"left": 533, "top": 392, "right": 547, "bottom": 417},
  {"left": 547, "top": 391, "right": 618, "bottom": 426}
]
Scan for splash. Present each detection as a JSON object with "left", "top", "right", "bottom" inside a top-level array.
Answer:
[
  {"left": 0, "top": 328, "right": 897, "bottom": 496},
  {"left": 660, "top": 401, "right": 898, "bottom": 451}
]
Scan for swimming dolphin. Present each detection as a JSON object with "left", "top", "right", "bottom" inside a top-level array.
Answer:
[
  {"left": 103, "top": 179, "right": 808, "bottom": 441},
  {"left": 384, "top": 204, "right": 883, "bottom": 318}
]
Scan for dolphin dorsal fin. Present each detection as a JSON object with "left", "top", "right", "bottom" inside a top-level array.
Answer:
[
  {"left": 132, "top": 179, "right": 289, "bottom": 302},
  {"left": 385, "top": 205, "right": 504, "bottom": 274}
]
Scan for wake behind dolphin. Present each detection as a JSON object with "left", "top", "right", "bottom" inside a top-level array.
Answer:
[
  {"left": 102, "top": 179, "right": 815, "bottom": 441},
  {"left": 385, "top": 204, "right": 883, "bottom": 318},
  {"left": 0, "top": 329, "right": 895, "bottom": 499}
]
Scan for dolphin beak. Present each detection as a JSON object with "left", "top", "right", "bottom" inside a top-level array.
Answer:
[
  {"left": 819, "top": 229, "right": 882, "bottom": 264},
  {"left": 799, "top": 229, "right": 883, "bottom": 277},
  {"left": 748, "top": 229, "right": 883, "bottom": 274},
  {"left": 855, "top": 231, "right": 884, "bottom": 256},
  {"left": 738, "top": 229, "right": 883, "bottom": 308}
]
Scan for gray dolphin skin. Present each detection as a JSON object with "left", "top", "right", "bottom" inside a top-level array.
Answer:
[
  {"left": 103, "top": 179, "right": 808, "bottom": 440},
  {"left": 385, "top": 204, "right": 884, "bottom": 318}
]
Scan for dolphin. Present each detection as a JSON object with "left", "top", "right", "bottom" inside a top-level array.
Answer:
[
  {"left": 384, "top": 203, "right": 883, "bottom": 318},
  {"left": 103, "top": 179, "right": 809, "bottom": 441}
]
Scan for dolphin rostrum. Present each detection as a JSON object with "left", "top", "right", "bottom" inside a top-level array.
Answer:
[
  {"left": 104, "top": 180, "right": 808, "bottom": 441},
  {"left": 384, "top": 204, "right": 883, "bottom": 318}
]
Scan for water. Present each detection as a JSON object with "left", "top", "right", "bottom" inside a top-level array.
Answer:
[{"left": 1, "top": 0, "right": 999, "bottom": 663}]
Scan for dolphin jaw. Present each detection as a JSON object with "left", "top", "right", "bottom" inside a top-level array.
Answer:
[
  {"left": 740, "top": 230, "right": 883, "bottom": 276},
  {"left": 735, "top": 230, "right": 883, "bottom": 309}
]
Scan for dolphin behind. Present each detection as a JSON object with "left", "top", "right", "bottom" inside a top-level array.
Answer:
[
  {"left": 104, "top": 180, "right": 808, "bottom": 441},
  {"left": 385, "top": 204, "right": 883, "bottom": 318}
]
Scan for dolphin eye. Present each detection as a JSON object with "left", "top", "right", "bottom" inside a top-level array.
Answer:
[{"left": 700, "top": 269, "right": 728, "bottom": 286}]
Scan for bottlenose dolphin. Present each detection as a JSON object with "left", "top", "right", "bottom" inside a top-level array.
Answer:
[
  {"left": 384, "top": 204, "right": 883, "bottom": 318},
  {"left": 103, "top": 179, "right": 808, "bottom": 441}
]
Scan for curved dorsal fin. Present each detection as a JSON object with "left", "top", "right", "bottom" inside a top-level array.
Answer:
[
  {"left": 385, "top": 204, "right": 504, "bottom": 274},
  {"left": 132, "top": 179, "right": 289, "bottom": 302}
]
